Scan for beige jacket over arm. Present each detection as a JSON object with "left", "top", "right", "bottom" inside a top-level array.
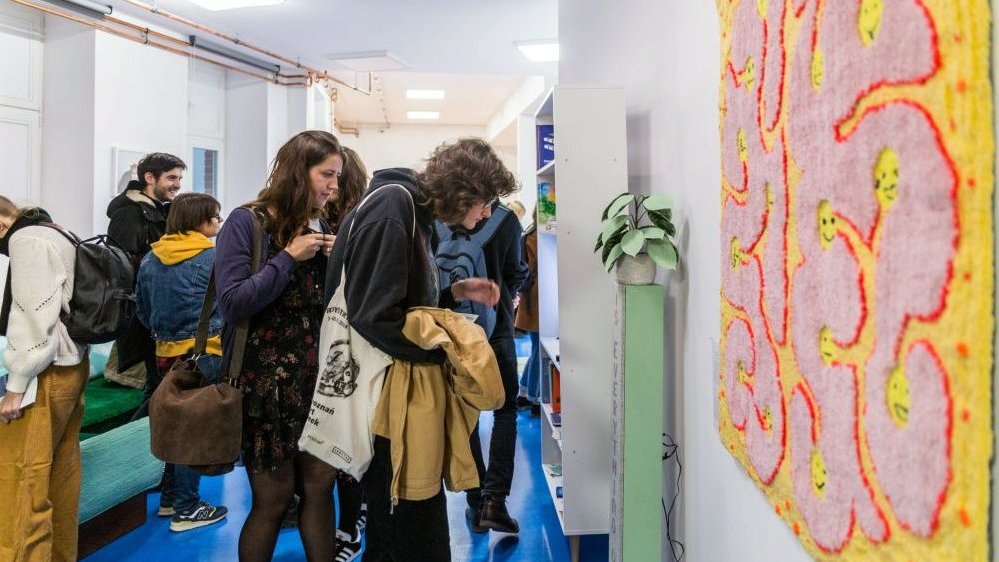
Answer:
[{"left": 371, "top": 307, "right": 505, "bottom": 504}]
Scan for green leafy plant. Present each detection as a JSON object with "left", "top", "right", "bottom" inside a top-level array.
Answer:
[{"left": 594, "top": 193, "right": 679, "bottom": 273}]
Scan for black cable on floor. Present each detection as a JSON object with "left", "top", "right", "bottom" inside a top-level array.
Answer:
[{"left": 663, "top": 433, "right": 685, "bottom": 561}]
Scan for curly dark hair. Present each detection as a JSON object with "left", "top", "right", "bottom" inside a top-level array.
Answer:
[
  {"left": 325, "top": 146, "right": 367, "bottom": 230},
  {"left": 250, "top": 130, "right": 343, "bottom": 247},
  {"left": 419, "top": 138, "right": 518, "bottom": 225}
]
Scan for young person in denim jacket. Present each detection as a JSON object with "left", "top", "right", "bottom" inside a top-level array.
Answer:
[{"left": 135, "top": 192, "right": 228, "bottom": 532}]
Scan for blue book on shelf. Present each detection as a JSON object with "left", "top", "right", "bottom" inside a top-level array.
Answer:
[
  {"left": 551, "top": 411, "right": 562, "bottom": 427},
  {"left": 536, "top": 124, "right": 554, "bottom": 169}
]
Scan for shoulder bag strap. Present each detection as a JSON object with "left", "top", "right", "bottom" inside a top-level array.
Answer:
[
  {"left": 228, "top": 212, "right": 264, "bottom": 383},
  {"left": 192, "top": 271, "right": 217, "bottom": 356}
]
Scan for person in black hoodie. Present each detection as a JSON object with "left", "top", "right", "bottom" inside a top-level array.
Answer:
[
  {"left": 105, "top": 152, "right": 185, "bottom": 423},
  {"left": 325, "top": 138, "right": 515, "bottom": 561}
]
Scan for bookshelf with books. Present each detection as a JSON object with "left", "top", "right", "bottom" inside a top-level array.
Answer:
[{"left": 534, "top": 85, "right": 626, "bottom": 560}]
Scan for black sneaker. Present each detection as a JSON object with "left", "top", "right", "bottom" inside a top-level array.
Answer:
[
  {"left": 169, "top": 501, "right": 228, "bottom": 532},
  {"left": 334, "top": 529, "right": 362, "bottom": 562},
  {"left": 356, "top": 501, "right": 367, "bottom": 531},
  {"left": 515, "top": 396, "right": 533, "bottom": 409}
]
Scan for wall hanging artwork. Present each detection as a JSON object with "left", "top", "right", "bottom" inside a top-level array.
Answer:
[{"left": 717, "top": 0, "right": 993, "bottom": 559}]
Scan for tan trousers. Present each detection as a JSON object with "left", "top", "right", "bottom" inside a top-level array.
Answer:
[{"left": 0, "top": 360, "right": 89, "bottom": 562}]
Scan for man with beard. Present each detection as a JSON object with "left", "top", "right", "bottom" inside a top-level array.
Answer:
[{"left": 106, "top": 152, "right": 185, "bottom": 420}]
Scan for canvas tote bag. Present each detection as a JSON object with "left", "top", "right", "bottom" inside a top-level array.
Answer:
[{"left": 298, "top": 184, "right": 414, "bottom": 478}]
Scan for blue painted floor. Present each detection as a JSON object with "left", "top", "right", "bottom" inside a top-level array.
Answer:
[{"left": 83, "top": 338, "right": 609, "bottom": 562}]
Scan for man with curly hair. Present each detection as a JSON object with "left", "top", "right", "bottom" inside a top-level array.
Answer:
[{"left": 325, "top": 137, "right": 516, "bottom": 561}]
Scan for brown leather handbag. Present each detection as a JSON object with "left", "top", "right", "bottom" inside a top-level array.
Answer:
[{"left": 149, "top": 214, "right": 262, "bottom": 476}]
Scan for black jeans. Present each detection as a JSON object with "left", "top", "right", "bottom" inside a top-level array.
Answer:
[
  {"left": 362, "top": 436, "right": 450, "bottom": 561},
  {"left": 467, "top": 336, "right": 519, "bottom": 507}
]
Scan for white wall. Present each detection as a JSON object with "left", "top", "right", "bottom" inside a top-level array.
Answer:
[
  {"left": 92, "top": 32, "right": 189, "bottom": 234},
  {"left": 40, "top": 14, "right": 95, "bottom": 236},
  {"left": 345, "top": 122, "right": 489, "bottom": 173},
  {"left": 559, "top": 1, "right": 811, "bottom": 560},
  {"left": 225, "top": 77, "right": 270, "bottom": 210},
  {"left": 0, "top": 1, "right": 42, "bottom": 206}
]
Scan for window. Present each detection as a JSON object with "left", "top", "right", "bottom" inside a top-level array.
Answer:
[{"left": 191, "top": 147, "right": 219, "bottom": 197}]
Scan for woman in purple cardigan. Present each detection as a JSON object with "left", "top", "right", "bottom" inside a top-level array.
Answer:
[{"left": 214, "top": 130, "right": 341, "bottom": 562}]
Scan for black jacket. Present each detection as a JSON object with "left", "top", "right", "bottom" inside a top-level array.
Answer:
[
  {"left": 106, "top": 180, "right": 169, "bottom": 272},
  {"left": 325, "top": 168, "right": 448, "bottom": 364},
  {"left": 106, "top": 180, "right": 168, "bottom": 370},
  {"left": 440, "top": 201, "right": 527, "bottom": 341}
]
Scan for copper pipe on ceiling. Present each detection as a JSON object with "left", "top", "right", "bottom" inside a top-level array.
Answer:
[
  {"left": 11, "top": 0, "right": 309, "bottom": 86},
  {"left": 119, "top": 0, "right": 372, "bottom": 95}
]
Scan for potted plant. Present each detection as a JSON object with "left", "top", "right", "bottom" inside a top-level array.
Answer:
[{"left": 594, "top": 193, "right": 679, "bottom": 285}]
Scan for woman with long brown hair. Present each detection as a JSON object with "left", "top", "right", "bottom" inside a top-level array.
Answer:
[{"left": 214, "top": 130, "right": 342, "bottom": 561}]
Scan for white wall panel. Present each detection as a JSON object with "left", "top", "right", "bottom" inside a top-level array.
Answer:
[
  {"left": 0, "top": 107, "right": 40, "bottom": 204},
  {"left": 0, "top": 5, "right": 42, "bottom": 111},
  {"left": 188, "top": 59, "right": 226, "bottom": 139}
]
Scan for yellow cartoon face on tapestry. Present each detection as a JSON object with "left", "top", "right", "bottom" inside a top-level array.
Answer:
[
  {"left": 887, "top": 364, "right": 911, "bottom": 427},
  {"left": 874, "top": 147, "right": 901, "bottom": 208},
  {"left": 858, "top": 0, "right": 885, "bottom": 46},
  {"left": 817, "top": 200, "right": 837, "bottom": 249},
  {"left": 811, "top": 448, "right": 828, "bottom": 498}
]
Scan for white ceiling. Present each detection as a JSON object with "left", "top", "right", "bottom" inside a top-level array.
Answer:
[
  {"left": 110, "top": 0, "right": 557, "bottom": 127},
  {"left": 334, "top": 72, "right": 527, "bottom": 126}
]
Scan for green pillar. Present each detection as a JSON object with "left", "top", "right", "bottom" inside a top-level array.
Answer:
[{"left": 611, "top": 284, "right": 664, "bottom": 561}]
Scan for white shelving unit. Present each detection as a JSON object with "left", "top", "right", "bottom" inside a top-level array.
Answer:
[{"left": 534, "top": 85, "right": 626, "bottom": 561}]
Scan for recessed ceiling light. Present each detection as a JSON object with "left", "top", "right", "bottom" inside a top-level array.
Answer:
[
  {"left": 406, "top": 89, "right": 446, "bottom": 100},
  {"left": 186, "top": 0, "right": 284, "bottom": 10},
  {"left": 327, "top": 50, "right": 410, "bottom": 71},
  {"left": 515, "top": 40, "right": 559, "bottom": 63},
  {"left": 407, "top": 111, "right": 441, "bottom": 120}
]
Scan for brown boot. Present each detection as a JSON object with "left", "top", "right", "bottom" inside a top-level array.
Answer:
[{"left": 479, "top": 497, "right": 520, "bottom": 534}]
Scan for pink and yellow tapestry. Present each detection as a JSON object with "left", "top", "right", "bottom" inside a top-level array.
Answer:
[{"left": 717, "top": 0, "right": 994, "bottom": 559}]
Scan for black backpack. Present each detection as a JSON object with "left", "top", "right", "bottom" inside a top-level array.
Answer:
[{"left": 44, "top": 225, "right": 136, "bottom": 344}]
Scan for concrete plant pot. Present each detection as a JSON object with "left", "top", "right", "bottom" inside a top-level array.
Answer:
[{"left": 615, "top": 254, "right": 656, "bottom": 285}]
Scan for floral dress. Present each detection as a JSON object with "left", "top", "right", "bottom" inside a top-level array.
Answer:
[{"left": 239, "top": 237, "right": 327, "bottom": 473}]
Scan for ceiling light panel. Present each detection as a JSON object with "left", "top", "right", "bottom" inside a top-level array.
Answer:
[
  {"left": 327, "top": 51, "right": 410, "bottom": 72},
  {"left": 185, "top": 0, "right": 285, "bottom": 11},
  {"left": 515, "top": 40, "right": 559, "bottom": 63},
  {"left": 406, "top": 89, "right": 446, "bottom": 100},
  {"left": 407, "top": 111, "right": 441, "bottom": 120}
]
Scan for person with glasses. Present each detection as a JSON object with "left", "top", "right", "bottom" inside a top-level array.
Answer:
[{"left": 134, "top": 193, "right": 228, "bottom": 531}]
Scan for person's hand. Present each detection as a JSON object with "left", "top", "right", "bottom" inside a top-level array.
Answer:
[
  {"left": 453, "top": 278, "right": 500, "bottom": 307},
  {"left": 512, "top": 294, "right": 521, "bottom": 309},
  {"left": 285, "top": 233, "right": 325, "bottom": 261},
  {"left": 320, "top": 234, "right": 336, "bottom": 257},
  {"left": 0, "top": 391, "right": 25, "bottom": 424}
]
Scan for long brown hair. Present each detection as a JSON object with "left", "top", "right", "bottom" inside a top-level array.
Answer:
[
  {"left": 325, "top": 146, "right": 367, "bottom": 229},
  {"left": 250, "top": 130, "right": 344, "bottom": 246}
]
